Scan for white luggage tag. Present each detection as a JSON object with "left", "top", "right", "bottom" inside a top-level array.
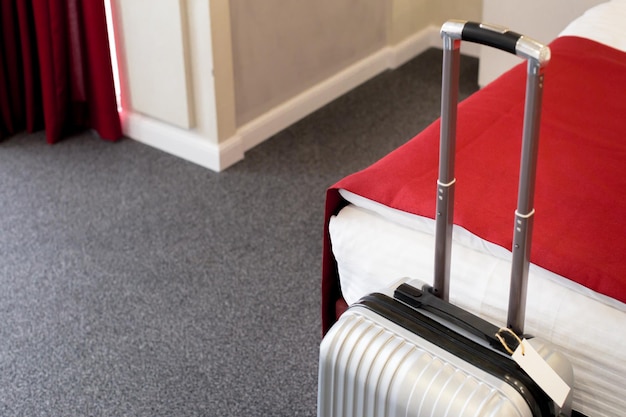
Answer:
[{"left": 497, "top": 328, "right": 571, "bottom": 408}]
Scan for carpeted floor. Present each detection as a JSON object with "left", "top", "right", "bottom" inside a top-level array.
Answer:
[{"left": 0, "top": 48, "right": 478, "bottom": 416}]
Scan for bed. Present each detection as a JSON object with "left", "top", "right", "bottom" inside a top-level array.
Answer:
[{"left": 321, "top": 2, "right": 626, "bottom": 416}]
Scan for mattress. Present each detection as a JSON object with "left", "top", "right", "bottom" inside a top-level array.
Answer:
[
  {"left": 325, "top": 2, "right": 626, "bottom": 416},
  {"left": 330, "top": 190, "right": 625, "bottom": 416}
]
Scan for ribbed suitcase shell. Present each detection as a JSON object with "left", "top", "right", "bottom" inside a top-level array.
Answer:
[
  {"left": 318, "top": 290, "right": 572, "bottom": 417},
  {"left": 319, "top": 306, "right": 533, "bottom": 417}
]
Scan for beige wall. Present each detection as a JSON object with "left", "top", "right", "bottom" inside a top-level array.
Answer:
[
  {"left": 229, "top": 0, "right": 389, "bottom": 126},
  {"left": 109, "top": 0, "right": 482, "bottom": 170},
  {"left": 210, "top": 0, "right": 237, "bottom": 140},
  {"left": 389, "top": 0, "right": 434, "bottom": 45},
  {"left": 389, "top": 0, "right": 482, "bottom": 44},
  {"left": 438, "top": 0, "right": 482, "bottom": 23},
  {"left": 228, "top": 0, "right": 483, "bottom": 126}
]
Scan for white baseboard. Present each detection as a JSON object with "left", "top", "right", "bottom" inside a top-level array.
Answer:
[
  {"left": 125, "top": 24, "right": 472, "bottom": 172},
  {"left": 121, "top": 111, "right": 244, "bottom": 172}
]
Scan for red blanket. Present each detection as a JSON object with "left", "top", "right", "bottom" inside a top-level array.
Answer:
[{"left": 322, "top": 36, "right": 626, "bottom": 333}]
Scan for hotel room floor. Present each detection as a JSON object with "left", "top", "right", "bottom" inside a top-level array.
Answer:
[{"left": 0, "top": 49, "right": 478, "bottom": 416}]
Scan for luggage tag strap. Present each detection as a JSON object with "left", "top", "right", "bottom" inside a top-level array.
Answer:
[
  {"left": 496, "top": 327, "right": 524, "bottom": 355},
  {"left": 497, "top": 327, "right": 571, "bottom": 407}
]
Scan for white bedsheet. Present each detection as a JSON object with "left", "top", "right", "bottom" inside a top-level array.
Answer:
[
  {"left": 559, "top": 0, "right": 626, "bottom": 52},
  {"left": 328, "top": 3, "right": 626, "bottom": 415}
]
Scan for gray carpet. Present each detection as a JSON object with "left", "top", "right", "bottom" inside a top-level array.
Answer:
[{"left": 0, "top": 49, "right": 478, "bottom": 416}]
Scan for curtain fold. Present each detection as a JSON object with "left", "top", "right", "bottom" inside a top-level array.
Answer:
[{"left": 0, "top": 0, "right": 121, "bottom": 143}]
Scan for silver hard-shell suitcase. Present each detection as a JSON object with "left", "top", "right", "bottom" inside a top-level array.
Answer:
[{"left": 318, "top": 21, "right": 576, "bottom": 417}]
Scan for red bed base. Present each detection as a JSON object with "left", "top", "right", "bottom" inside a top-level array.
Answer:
[{"left": 322, "top": 36, "right": 626, "bottom": 334}]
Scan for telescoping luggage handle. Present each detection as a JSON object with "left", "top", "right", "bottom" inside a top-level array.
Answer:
[{"left": 434, "top": 20, "right": 551, "bottom": 335}]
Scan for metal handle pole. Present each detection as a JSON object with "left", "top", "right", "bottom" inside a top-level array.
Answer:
[
  {"left": 433, "top": 33, "right": 461, "bottom": 302},
  {"left": 436, "top": 20, "right": 550, "bottom": 335}
]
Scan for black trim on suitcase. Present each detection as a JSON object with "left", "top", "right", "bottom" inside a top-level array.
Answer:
[
  {"left": 394, "top": 283, "right": 522, "bottom": 354},
  {"left": 358, "top": 293, "right": 555, "bottom": 417}
]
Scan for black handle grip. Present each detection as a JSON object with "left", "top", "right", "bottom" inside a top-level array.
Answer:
[{"left": 461, "top": 21, "right": 522, "bottom": 55}]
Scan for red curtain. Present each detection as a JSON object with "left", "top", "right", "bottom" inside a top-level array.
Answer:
[{"left": 0, "top": 0, "right": 121, "bottom": 143}]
